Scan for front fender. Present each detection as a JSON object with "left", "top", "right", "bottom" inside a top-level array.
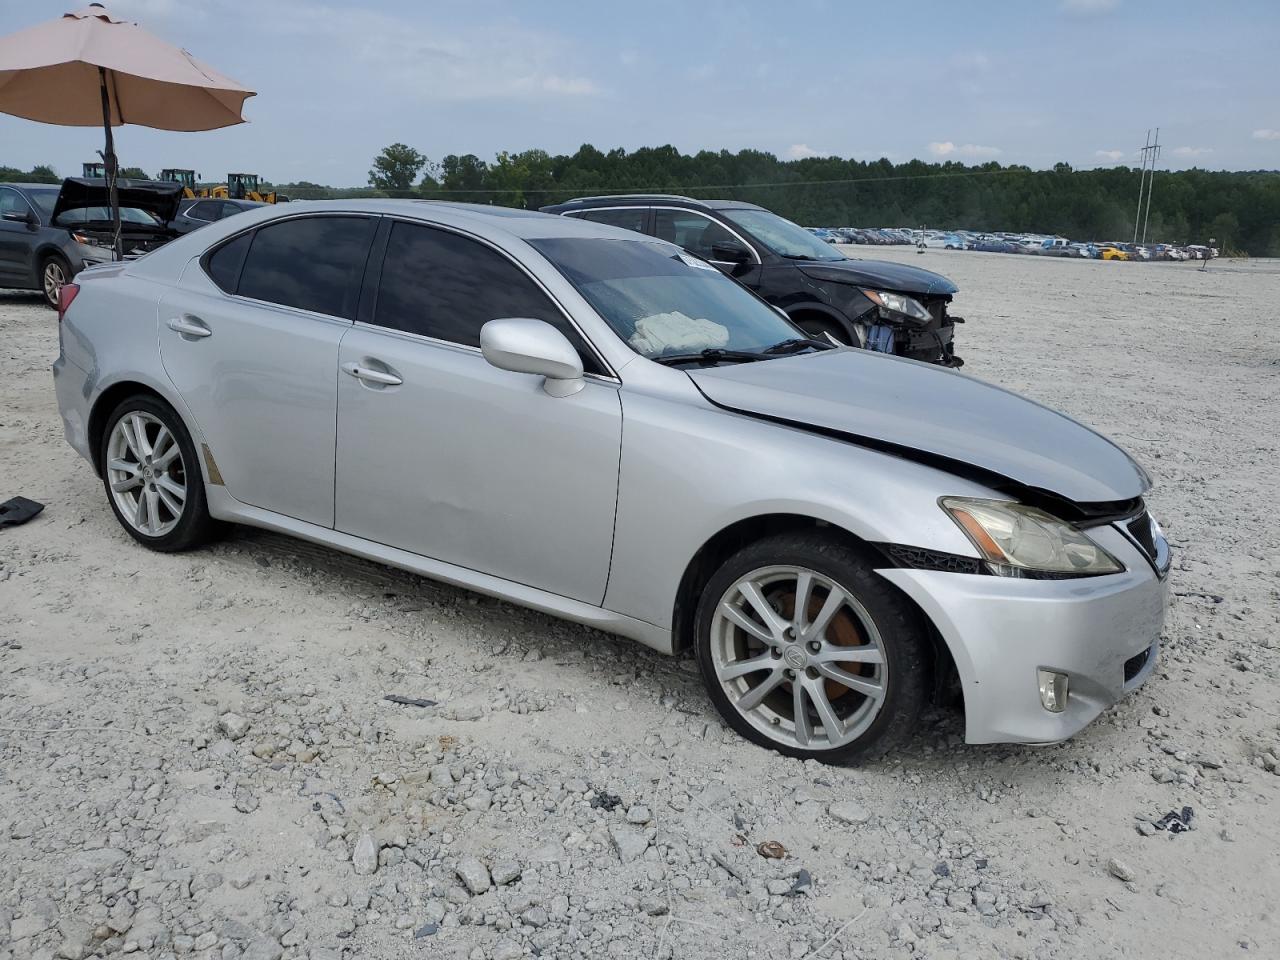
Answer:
[{"left": 603, "top": 389, "right": 996, "bottom": 629}]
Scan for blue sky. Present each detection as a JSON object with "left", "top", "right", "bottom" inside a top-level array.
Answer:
[{"left": 3, "top": 0, "right": 1278, "bottom": 184}]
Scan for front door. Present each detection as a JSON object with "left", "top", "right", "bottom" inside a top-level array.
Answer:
[
  {"left": 158, "top": 214, "right": 377, "bottom": 527},
  {"left": 334, "top": 219, "right": 622, "bottom": 604},
  {"left": 651, "top": 208, "right": 763, "bottom": 288}
]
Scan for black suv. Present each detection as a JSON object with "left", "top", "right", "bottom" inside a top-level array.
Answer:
[{"left": 540, "top": 195, "right": 963, "bottom": 366}]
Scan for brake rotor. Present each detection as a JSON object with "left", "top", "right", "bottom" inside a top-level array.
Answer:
[{"left": 773, "top": 588, "right": 874, "bottom": 701}]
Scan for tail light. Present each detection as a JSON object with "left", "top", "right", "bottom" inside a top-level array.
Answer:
[{"left": 57, "top": 282, "right": 80, "bottom": 323}]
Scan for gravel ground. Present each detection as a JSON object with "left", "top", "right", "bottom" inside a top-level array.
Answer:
[{"left": 1, "top": 250, "right": 1278, "bottom": 960}]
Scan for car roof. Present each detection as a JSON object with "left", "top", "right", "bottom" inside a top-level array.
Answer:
[
  {"left": 540, "top": 194, "right": 767, "bottom": 214},
  {"left": 0, "top": 182, "right": 60, "bottom": 191}
]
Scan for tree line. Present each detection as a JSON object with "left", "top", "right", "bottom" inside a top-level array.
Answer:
[{"left": 8, "top": 144, "right": 1279, "bottom": 254}]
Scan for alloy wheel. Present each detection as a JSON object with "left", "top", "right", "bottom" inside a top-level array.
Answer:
[
  {"left": 43, "top": 260, "right": 66, "bottom": 306},
  {"left": 709, "top": 565, "right": 888, "bottom": 750},
  {"left": 106, "top": 412, "right": 188, "bottom": 537}
]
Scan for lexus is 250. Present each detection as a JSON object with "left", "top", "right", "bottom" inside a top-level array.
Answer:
[{"left": 53, "top": 200, "right": 1168, "bottom": 761}]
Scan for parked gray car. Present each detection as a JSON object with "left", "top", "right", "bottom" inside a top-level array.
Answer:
[
  {"left": 168, "top": 197, "right": 265, "bottom": 235},
  {"left": 52, "top": 200, "right": 1169, "bottom": 761},
  {"left": 0, "top": 178, "right": 181, "bottom": 307}
]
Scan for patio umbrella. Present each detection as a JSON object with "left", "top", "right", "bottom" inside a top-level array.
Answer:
[{"left": 0, "top": 3, "right": 255, "bottom": 260}]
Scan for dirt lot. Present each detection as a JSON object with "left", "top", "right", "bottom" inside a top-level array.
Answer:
[{"left": 1, "top": 250, "right": 1278, "bottom": 960}]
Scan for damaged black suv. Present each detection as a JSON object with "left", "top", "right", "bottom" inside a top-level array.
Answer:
[{"left": 540, "top": 195, "right": 964, "bottom": 366}]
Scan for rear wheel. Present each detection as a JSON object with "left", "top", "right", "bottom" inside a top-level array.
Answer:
[
  {"left": 694, "top": 532, "right": 929, "bottom": 763},
  {"left": 41, "top": 254, "right": 71, "bottom": 309},
  {"left": 100, "top": 395, "right": 218, "bottom": 551}
]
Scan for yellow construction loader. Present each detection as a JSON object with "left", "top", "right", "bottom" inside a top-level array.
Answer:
[{"left": 158, "top": 168, "right": 200, "bottom": 199}]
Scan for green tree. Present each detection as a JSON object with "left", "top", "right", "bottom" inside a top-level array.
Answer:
[
  {"left": 368, "top": 143, "right": 427, "bottom": 194},
  {"left": 119, "top": 166, "right": 150, "bottom": 180}
]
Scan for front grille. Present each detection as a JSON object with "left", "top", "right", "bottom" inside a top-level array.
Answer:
[
  {"left": 1126, "top": 513, "right": 1157, "bottom": 563},
  {"left": 1124, "top": 646, "right": 1153, "bottom": 683}
]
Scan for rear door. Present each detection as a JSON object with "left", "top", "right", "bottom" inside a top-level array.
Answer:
[
  {"left": 566, "top": 206, "right": 651, "bottom": 237},
  {"left": 158, "top": 213, "right": 377, "bottom": 527},
  {"left": 333, "top": 218, "right": 622, "bottom": 604}
]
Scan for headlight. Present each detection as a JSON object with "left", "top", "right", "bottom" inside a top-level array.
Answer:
[
  {"left": 861, "top": 289, "right": 932, "bottom": 325},
  {"left": 940, "top": 497, "right": 1123, "bottom": 577},
  {"left": 72, "top": 231, "right": 114, "bottom": 251}
]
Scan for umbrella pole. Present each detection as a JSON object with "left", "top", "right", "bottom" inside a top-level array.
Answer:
[{"left": 98, "top": 67, "right": 122, "bottom": 262}]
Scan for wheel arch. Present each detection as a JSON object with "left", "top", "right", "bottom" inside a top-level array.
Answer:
[
  {"left": 784, "top": 303, "right": 862, "bottom": 344},
  {"left": 87, "top": 377, "right": 203, "bottom": 478},
  {"left": 670, "top": 511, "right": 961, "bottom": 709}
]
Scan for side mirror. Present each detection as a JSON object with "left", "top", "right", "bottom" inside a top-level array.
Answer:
[
  {"left": 710, "top": 240, "right": 751, "bottom": 265},
  {"left": 480, "top": 317, "right": 585, "bottom": 398},
  {"left": 2, "top": 210, "right": 36, "bottom": 227}
]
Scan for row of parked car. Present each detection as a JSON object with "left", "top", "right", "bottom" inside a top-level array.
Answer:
[
  {"left": 809, "top": 226, "right": 1219, "bottom": 261},
  {"left": 0, "top": 176, "right": 261, "bottom": 307}
]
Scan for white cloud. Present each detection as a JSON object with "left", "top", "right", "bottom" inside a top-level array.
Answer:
[
  {"left": 267, "top": 2, "right": 603, "bottom": 103},
  {"left": 1060, "top": 0, "right": 1120, "bottom": 14},
  {"left": 1252, "top": 128, "right": 1280, "bottom": 141},
  {"left": 1094, "top": 149, "right": 1126, "bottom": 161},
  {"left": 1172, "top": 145, "right": 1213, "bottom": 157},
  {"left": 928, "top": 141, "right": 1002, "bottom": 159},
  {"left": 786, "top": 144, "right": 822, "bottom": 160}
]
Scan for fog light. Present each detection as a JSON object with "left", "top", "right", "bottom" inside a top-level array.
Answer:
[{"left": 1037, "top": 670, "right": 1069, "bottom": 713}]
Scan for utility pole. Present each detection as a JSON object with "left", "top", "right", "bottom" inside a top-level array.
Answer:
[
  {"left": 1133, "top": 129, "right": 1151, "bottom": 244},
  {"left": 1140, "top": 128, "right": 1161, "bottom": 245}
]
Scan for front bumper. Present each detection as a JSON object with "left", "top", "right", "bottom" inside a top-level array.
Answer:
[{"left": 878, "top": 525, "right": 1166, "bottom": 744}]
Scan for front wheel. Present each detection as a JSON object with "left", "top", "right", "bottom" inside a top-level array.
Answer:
[
  {"left": 100, "top": 395, "right": 218, "bottom": 551},
  {"left": 694, "top": 532, "right": 930, "bottom": 763}
]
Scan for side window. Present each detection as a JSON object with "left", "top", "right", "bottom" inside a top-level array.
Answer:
[
  {"left": 373, "top": 221, "right": 603, "bottom": 375},
  {"left": 572, "top": 208, "right": 647, "bottom": 235},
  {"left": 203, "top": 231, "right": 252, "bottom": 294},
  {"left": 653, "top": 210, "right": 739, "bottom": 261},
  {"left": 238, "top": 216, "right": 376, "bottom": 319},
  {"left": 186, "top": 201, "right": 219, "bottom": 221},
  {"left": 0, "top": 188, "right": 28, "bottom": 217}
]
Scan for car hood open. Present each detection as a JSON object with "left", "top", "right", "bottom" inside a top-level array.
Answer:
[
  {"left": 796, "top": 259, "right": 959, "bottom": 297},
  {"left": 51, "top": 177, "right": 184, "bottom": 226},
  {"left": 687, "top": 349, "right": 1149, "bottom": 505}
]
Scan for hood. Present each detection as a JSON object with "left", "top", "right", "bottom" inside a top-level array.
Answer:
[
  {"left": 688, "top": 349, "right": 1149, "bottom": 506},
  {"left": 797, "top": 258, "right": 959, "bottom": 297},
  {"left": 51, "top": 177, "right": 184, "bottom": 225}
]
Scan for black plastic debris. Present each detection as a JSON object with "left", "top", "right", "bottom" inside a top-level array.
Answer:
[
  {"left": 933, "top": 862, "right": 951, "bottom": 878},
  {"left": 383, "top": 694, "right": 437, "bottom": 708},
  {"left": 0, "top": 497, "right": 44, "bottom": 529},
  {"left": 589, "top": 790, "right": 622, "bottom": 811},
  {"left": 1155, "top": 806, "right": 1194, "bottom": 834},
  {"left": 785, "top": 868, "right": 812, "bottom": 896}
]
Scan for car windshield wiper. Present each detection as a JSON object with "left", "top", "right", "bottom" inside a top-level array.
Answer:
[
  {"left": 651, "top": 348, "right": 767, "bottom": 367},
  {"left": 762, "top": 337, "right": 833, "bottom": 355}
]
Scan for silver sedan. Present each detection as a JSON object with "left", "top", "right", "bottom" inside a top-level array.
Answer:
[{"left": 52, "top": 201, "right": 1169, "bottom": 762}]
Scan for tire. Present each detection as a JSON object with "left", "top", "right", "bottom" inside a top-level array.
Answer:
[
  {"left": 694, "top": 532, "right": 929, "bottom": 763},
  {"left": 793, "top": 316, "right": 852, "bottom": 347},
  {"left": 40, "top": 253, "right": 72, "bottom": 310},
  {"left": 99, "top": 394, "right": 218, "bottom": 552}
]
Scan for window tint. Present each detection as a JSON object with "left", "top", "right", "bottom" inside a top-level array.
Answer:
[
  {"left": 652, "top": 210, "right": 739, "bottom": 261},
  {"left": 204, "top": 231, "right": 252, "bottom": 294},
  {"left": 186, "top": 201, "right": 221, "bottom": 221},
  {"left": 238, "top": 216, "right": 376, "bottom": 318},
  {"left": 374, "top": 221, "right": 603, "bottom": 374},
  {"left": 572, "top": 208, "right": 647, "bottom": 234},
  {"left": 0, "top": 188, "right": 26, "bottom": 217}
]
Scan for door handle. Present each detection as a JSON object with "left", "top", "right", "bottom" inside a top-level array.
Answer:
[
  {"left": 166, "top": 316, "right": 211, "bottom": 339},
  {"left": 341, "top": 361, "right": 403, "bottom": 387}
]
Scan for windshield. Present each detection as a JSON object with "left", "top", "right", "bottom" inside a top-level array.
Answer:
[
  {"left": 721, "top": 208, "right": 846, "bottom": 262},
  {"left": 55, "top": 206, "right": 162, "bottom": 226},
  {"left": 26, "top": 188, "right": 59, "bottom": 220},
  {"left": 530, "top": 237, "right": 804, "bottom": 360}
]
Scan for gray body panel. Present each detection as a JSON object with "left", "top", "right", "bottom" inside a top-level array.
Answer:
[
  {"left": 335, "top": 324, "right": 622, "bottom": 604},
  {"left": 688, "top": 348, "right": 1149, "bottom": 503},
  {"left": 52, "top": 199, "right": 1166, "bottom": 747}
]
